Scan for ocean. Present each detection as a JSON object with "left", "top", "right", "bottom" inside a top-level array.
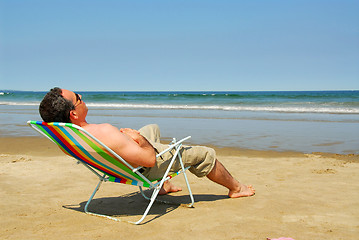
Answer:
[{"left": 1, "top": 90, "right": 358, "bottom": 154}]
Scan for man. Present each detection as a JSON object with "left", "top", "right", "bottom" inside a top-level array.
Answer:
[{"left": 39, "top": 87, "right": 255, "bottom": 198}]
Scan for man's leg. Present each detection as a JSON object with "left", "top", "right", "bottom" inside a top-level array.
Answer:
[
  {"left": 159, "top": 159, "right": 255, "bottom": 197},
  {"left": 206, "top": 159, "right": 255, "bottom": 198},
  {"left": 138, "top": 124, "right": 161, "bottom": 143},
  {"left": 138, "top": 124, "right": 182, "bottom": 194}
]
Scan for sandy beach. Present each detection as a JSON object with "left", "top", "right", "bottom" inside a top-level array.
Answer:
[{"left": 1, "top": 137, "right": 358, "bottom": 240}]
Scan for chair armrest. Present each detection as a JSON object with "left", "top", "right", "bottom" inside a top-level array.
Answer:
[{"left": 155, "top": 136, "right": 191, "bottom": 158}]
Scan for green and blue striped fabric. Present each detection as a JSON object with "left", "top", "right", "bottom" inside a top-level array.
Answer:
[{"left": 28, "top": 121, "right": 151, "bottom": 187}]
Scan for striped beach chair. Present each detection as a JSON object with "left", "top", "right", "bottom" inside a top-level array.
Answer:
[{"left": 27, "top": 121, "right": 194, "bottom": 224}]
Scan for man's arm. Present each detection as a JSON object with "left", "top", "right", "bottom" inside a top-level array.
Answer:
[
  {"left": 119, "top": 128, "right": 150, "bottom": 147},
  {"left": 87, "top": 124, "right": 156, "bottom": 167}
]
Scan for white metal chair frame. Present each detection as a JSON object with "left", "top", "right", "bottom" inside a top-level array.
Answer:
[{"left": 28, "top": 121, "right": 194, "bottom": 224}]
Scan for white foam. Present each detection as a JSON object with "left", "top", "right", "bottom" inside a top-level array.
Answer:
[
  {"left": 0, "top": 101, "right": 40, "bottom": 106},
  {"left": 86, "top": 103, "right": 359, "bottom": 114},
  {"left": 1, "top": 101, "right": 358, "bottom": 114}
]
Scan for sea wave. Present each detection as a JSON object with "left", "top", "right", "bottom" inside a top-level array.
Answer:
[
  {"left": 0, "top": 101, "right": 40, "bottom": 106},
  {"left": 87, "top": 103, "right": 359, "bottom": 114},
  {"left": 1, "top": 101, "right": 358, "bottom": 114}
]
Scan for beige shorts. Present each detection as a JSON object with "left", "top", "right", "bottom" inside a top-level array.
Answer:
[{"left": 138, "top": 124, "right": 216, "bottom": 180}]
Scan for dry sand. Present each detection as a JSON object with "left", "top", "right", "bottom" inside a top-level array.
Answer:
[{"left": 0, "top": 137, "right": 358, "bottom": 240}]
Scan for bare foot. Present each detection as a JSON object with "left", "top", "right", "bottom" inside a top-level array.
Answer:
[
  {"left": 159, "top": 180, "right": 182, "bottom": 195},
  {"left": 228, "top": 184, "right": 255, "bottom": 198}
]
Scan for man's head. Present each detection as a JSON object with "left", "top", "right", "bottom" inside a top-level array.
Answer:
[{"left": 39, "top": 87, "right": 87, "bottom": 123}]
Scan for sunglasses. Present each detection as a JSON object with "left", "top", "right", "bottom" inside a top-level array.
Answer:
[{"left": 74, "top": 93, "right": 82, "bottom": 107}]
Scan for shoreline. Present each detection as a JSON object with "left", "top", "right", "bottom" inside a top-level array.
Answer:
[
  {"left": 1, "top": 100, "right": 359, "bottom": 155},
  {"left": 1, "top": 136, "right": 358, "bottom": 162}
]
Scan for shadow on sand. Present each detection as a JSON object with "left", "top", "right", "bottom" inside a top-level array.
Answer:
[{"left": 63, "top": 189, "right": 228, "bottom": 224}]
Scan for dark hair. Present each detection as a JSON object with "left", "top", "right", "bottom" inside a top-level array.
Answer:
[{"left": 39, "top": 87, "right": 75, "bottom": 123}]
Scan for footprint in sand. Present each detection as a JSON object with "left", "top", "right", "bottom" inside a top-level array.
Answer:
[
  {"left": 312, "top": 168, "right": 337, "bottom": 174},
  {"left": 11, "top": 156, "right": 32, "bottom": 163}
]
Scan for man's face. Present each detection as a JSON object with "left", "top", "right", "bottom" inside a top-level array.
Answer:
[{"left": 61, "top": 89, "right": 88, "bottom": 121}]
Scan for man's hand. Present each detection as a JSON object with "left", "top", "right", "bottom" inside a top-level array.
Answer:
[
  {"left": 120, "top": 128, "right": 154, "bottom": 150},
  {"left": 118, "top": 127, "right": 156, "bottom": 167},
  {"left": 120, "top": 128, "right": 141, "bottom": 143}
]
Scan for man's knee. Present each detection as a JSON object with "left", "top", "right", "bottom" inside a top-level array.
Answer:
[
  {"left": 185, "top": 146, "right": 217, "bottom": 178},
  {"left": 139, "top": 124, "right": 161, "bottom": 143},
  {"left": 147, "top": 124, "right": 160, "bottom": 131}
]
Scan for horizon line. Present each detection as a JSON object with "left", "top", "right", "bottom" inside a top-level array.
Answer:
[{"left": 1, "top": 89, "right": 359, "bottom": 93}]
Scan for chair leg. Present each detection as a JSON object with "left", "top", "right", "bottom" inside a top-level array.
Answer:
[
  {"left": 139, "top": 186, "right": 150, "bottom": 200},
  {"left": 131, "top": 186, "right": 161, "bottom": 225},
  {"left": 84, "top": 179, "right": 161, "bottom": 224},
  {"left": 181, "top": 169, "right": 195, "bottom": 207},
  {"left": 177, "top": 148, "right": 195, "bottom": 207},
  {"left": 84, "top": 178, "right": 104, "bottom": 214},
  {"left": 84, "top": 175, "right": 122, "bottom": 222}
]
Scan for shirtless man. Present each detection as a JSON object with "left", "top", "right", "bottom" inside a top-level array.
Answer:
[{"left": 39, "top": 88, "right": 255, "bottom": 198}]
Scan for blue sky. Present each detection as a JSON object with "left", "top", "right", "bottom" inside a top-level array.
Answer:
[{"left": 1, "top": 0, "right": 358, "bottom": 91}]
